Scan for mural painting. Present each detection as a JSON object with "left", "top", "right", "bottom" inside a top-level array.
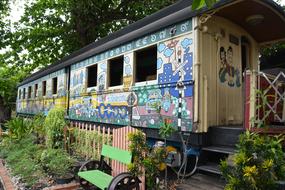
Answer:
[
  {"left": 123, "top": 54, "right": 133, "bottom": 89},
  {"left": 131, "top": 36, "right": 194, "bottom": 131},
  {"left": 69, "top": 92, "right": 130, "bottom": 125},
  {"left": 68, "top": 35, "right": 194, "bottom": 131},
  {"left": 17, "top": 71, "right": 67, "bottom": 115},
  {"left": 70, "top": 69, "right": 85, "bottom": 97},
  {"left": 218, "top": 46, "right": 241, "bottom": 88},
  {"left": 97, "top": 62, "right": 107, "bottom": 92}
]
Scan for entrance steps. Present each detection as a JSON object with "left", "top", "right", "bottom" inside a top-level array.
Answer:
[{"left": 196, "top": 125, "right": 244, "bottom": 180}]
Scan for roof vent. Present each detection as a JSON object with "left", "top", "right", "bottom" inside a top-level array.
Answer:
[{"left": 246, "top": 14, "right": 264, "bottom": 26}]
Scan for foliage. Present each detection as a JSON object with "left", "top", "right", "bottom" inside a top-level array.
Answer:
[
  {"left": 71, "top": 127, "right": 112, "bottom": 160},
  {"left": 192, "top": 0, "right": 218, "bottom": 10},
  {"left": 5, "top": 0, "right": 176, "bottom": 73},
  {"left": 159, "top": 118, "right": 176, "bottom": 139},
  {"left": 32, "top": 113, "right": 46, "bottom": 135},
  {"left": 220, "top": 131, "right": 285, "bottom": 190},
  {"left": 128, "top": 131, "right": 166, "bottom": 189},
  {"left": 0, "top": 135, "right": 47, "bottom": 188},
  {"left": 40, "top": 148, "right": 75, "bottom": 177},
  {"left": 4, "top": 117, "right": 33, "bottom": 140},
  {"left": 44, "top": 107, "right": 67, "bottom": 149}
]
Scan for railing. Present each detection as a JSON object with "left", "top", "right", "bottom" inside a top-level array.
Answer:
[
  {"left": 257, "top": 71, "right": 285, "bottom": 125},
  {"left": 245, "top": 70, "right": 285, "bottom": 130}
]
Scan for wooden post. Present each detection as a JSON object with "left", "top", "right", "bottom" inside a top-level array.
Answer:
[
  {"left": 93, "top": 125, "right": 96, "bottom": 159},
  {"left": 245, "top": 70, "right": 257, "bottom": 130},
  {"left": 97, "top": 126, "right": 101, "bottom": 157},
  {"left": 63, "top": 126, "right": 67, "bottom": 151}
]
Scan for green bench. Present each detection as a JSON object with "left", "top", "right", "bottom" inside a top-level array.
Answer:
[{"left": 78, "top": 144, "right": 140, "bottom": 190}]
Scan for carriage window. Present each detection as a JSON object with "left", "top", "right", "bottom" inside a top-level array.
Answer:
[
  {"left": 108, "top": 56, "right": 124, "bottom": 87},
  {"left": 87, "top": 64, "right": 98, "bottom": 88},
  {"left": 42, "top": 81, "right": 47, "bottom": 96},
  {"left": 34, "top": 84, "right": 38, "bottom": 98},
  {"left": 28, "top": 86, "right": 32, "bottom": 99},
  {"left": 135, "top": 46, "right": 157, "bottom": 82},
  {"left": 19, "top": 89, "right": 22, "bottom": 100},
  {"left": 52, "top": 77, "right": 58, "bottom": 94},
  {"left": 23, "top": 88, "right": 26, "bottom": 99}
]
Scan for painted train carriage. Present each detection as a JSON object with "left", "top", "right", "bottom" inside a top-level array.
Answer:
[{"left": 17, "top": 0, "right": 285, "bottom": 174}]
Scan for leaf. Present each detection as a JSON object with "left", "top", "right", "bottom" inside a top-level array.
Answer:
[
  {"left": 205, "top": 0, "right": 217, "bottom": 7},
  {"left": 192, "top": 0, "right": 205, "bottom": 10}
]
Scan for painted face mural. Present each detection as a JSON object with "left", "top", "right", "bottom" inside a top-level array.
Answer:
[{"left": 218, "top": 46, "right": 241, "bottom": 88}]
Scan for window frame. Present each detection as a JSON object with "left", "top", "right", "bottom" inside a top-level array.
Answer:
[
  {"left": 23, "top": 88, "right": 26, "bottom": 99},
  {"left": 108, "top": 56, "right": 124, "bottom": 89},
  {"left": 42, "top": 81, "right": 47, "bottom": 97},
  {"left": 28, "top": 86, "right": 32, "bottom": 99},
  {"left": 52, "top": 77, "right": 58, "bottom": 95},
  {"left": 134, "top": 45, "right": 158, "bottom": 86},
  {"left": 86, "top": 64, "right": 98, "bottom": 90},
  {"left": 18, "top": 89, "right": 22, "bottom": 100},
  {"left": 34, "top": 83, "right": 38, "bottom": 98}
]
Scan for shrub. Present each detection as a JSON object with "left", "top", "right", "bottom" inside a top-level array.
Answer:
[
  {"left": 44, "top": 107, "right": 67, "bottom": 148},
  {"left": 40, "top": 148, "right": 75, "bottom": 177},
  {"left": 32, "top": 113, "right": 46, "bottom": 136},
  {"left": 4, "top": 117, "right": 33, "bottom": 140},
  {"left": 128, "top": 131, "right": 166, "bottom": 189},
  {"left": 221, "top": 131, "right": 285, "bottom": 190}
]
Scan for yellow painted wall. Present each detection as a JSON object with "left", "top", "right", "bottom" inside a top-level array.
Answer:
[{"left": 199, "top": 15, "right": 259, "bottom": 131}]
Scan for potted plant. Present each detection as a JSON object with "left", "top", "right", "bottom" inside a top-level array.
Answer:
[{"left": 40, "top": 148, "right": 75, "bottom": 184}]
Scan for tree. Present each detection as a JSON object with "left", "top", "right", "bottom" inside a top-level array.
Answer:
[{"left": 8, "top": 0, "right": 177, "bottom": 73}]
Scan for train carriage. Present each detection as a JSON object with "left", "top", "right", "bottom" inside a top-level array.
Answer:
[{"left": 17, "top": 0, "right": 285, "bottom": 151}]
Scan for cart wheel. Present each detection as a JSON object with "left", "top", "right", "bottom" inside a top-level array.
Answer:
[
  {"left": 108, "top": 172, "right": 140, "bottom": 190},
  {"left": 79, "top": 160, "right": 101, "bottom": 190},
  {"left": 79, "top": 160, "right": 101, "bottom": 171}
]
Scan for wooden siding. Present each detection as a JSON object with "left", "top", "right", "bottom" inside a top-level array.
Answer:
[{"left": 199, "top": 15, "right": 259, "bottom": 131}]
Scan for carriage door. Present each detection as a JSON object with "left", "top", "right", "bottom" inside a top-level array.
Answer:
[{"left": 217, "top": 34, "right": 243, "bottom": 125}]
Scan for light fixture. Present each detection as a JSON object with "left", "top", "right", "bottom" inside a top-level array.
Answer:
[{"left": 246, "top": 14, "right": 264, "bottom": 26}]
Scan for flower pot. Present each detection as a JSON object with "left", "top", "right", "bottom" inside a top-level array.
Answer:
[{"left": 55, "top": 173, "right": 74, "bottom": 184}]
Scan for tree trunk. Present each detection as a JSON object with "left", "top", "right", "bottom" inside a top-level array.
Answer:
[{"left": 0, "top": 96, "right": 11, "bottom": 124}]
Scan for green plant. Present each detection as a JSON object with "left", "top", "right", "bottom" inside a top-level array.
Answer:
[
  {"left": 220, "top": 131, "right": 285, "bottom": 190},
  {"left": 40, "top": 148, "right": 75, "bottom": 177},
  {"left": 4, "top": 117, "right": 33, "bottom": 140},
  {"left": 159, "top": 118, "right": 176, "bottom": 139},
  {"left": 0, "top": 135, "right": 47, "bottom": 188},
  {"left": 32, "top": 113, "right": 46, "bottom": 136},
  {"left": 128, "top": 131, "right": 166, "bottom": 189},
  {"left": 250, "top": 89, "right": 275, "bottom": 128},
  {"left": 71, "top": 127, "right": 112, "bottom": 160},
  {"left": 44, "top": 107, "right": 67, "bottom": 148}
]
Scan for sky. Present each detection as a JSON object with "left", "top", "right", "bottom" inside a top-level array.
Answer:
[{"left": 8, "top": 0, "right": 285, "bottom": 23}]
